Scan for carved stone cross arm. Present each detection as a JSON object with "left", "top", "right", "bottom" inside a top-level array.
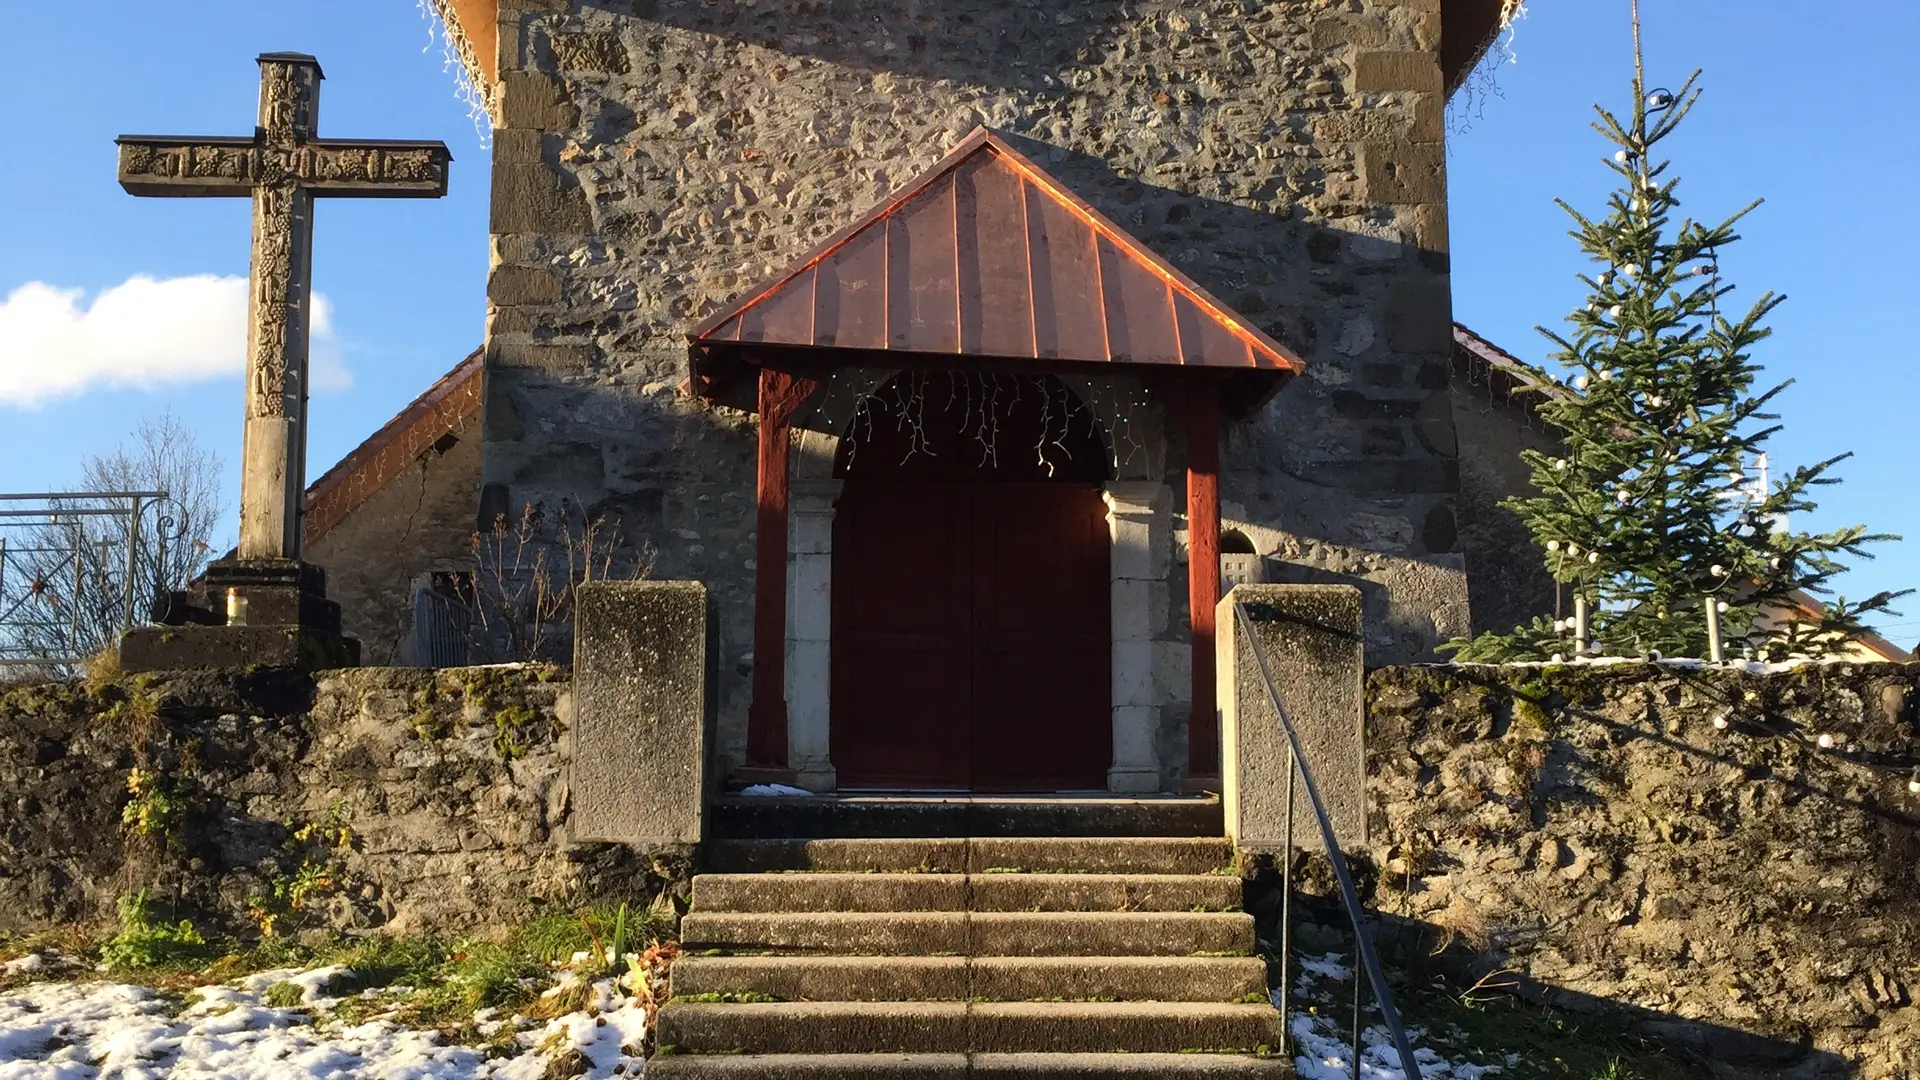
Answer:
[{"left": 115, "top": 136, "right": 452, "bottom": 199}]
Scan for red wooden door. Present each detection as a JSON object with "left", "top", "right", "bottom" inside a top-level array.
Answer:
[{"left": 830, "top": 373, "right": 1112, "bottom": 791}]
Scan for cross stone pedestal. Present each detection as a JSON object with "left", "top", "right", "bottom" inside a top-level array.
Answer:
[{"left": 120, "top": 560, "right": 360, "bottom": 672}]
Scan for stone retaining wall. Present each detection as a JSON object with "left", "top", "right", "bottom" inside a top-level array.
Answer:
[
  {"left": 0, "top": 667, "right": 675, "bottom": 939},
  {"left": 1361, "top": 663, "right": 1920, "bottom": 1079}
]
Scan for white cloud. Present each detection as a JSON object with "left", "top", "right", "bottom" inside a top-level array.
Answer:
[{"left": 0, "top": 274, "right": 351, "bottom": 408}]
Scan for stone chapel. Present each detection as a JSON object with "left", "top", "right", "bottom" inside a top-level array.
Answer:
[{"left": 320, "top": 0, "right": 1525, "bottom": 793}]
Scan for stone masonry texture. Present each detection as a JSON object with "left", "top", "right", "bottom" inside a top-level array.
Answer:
[
  {"left": 1358, "top": 663, "right": 1920, "bottom": 1079},
  {"left": 0, "top": 667, "right": 681, "bottom": 938},
  {"left": 481, "top": 1, "right": 1469, "bottom": 773}
]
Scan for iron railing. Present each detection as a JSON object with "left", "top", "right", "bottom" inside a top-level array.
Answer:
[
  {"left": 1235, "top": 599, "right": 1420, "bottom": 1078},
  {"left": 0, "top": 491, "right": 184, "bottom": 669}
]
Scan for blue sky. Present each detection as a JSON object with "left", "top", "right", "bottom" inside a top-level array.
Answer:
[{"left": 1, "top": 1, "right": 1914, "bottom": 644}]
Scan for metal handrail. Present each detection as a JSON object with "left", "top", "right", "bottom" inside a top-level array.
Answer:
[{"left": 1234, "top": 599, "right": 1419, "bottom": 1078}]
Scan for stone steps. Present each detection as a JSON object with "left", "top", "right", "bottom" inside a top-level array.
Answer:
[
  {"left": 656, "top": 836, "right": 1286, "bottom": 1077},
  {"left": 670, "top": 955, "right": 1270, "bottom": 1003},
  {"left": 711, "top": 794, "right": 1223, "bottom": 839},
  {"left": 654, "top": 1001, "right": 1283, "bottom": 1055},
  {"left": 700, "top": 837, "right": 1237, "bottom": 875},
  {"left": 681, "top": 910, "right": 1257, "bottom": 956},
  {"left": 692, "top": 872, "right": 1245, "bottom": 913},
  {"left": 647, "top": 1053, "right": 1293, "bottom": 1079}
]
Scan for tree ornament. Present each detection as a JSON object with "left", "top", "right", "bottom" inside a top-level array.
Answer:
[
  {"left": 1712, "top": 714, "right": 1730, "bottom": 730},
  {"left": 1648, "top": 394, "right": 1664, "bottom": 407},
  {"left": 1587, "top": 551, "right": 1600, "bottom": 564},
  {"left": 1616, "top": 489, "right": 1631, "bottom": 504},
  {"left": 1567, "top": 542, "right": 1581, "bottom": 556},
  {"left": 1607, "top": 305, "right": 1623, "bottom": 318},
  {"left": 1817, "top": 733, "right": 1836, "bottom": 749},
  {"left": 1573, "top": 374, "right": 1591, "bottom": 389},
  {"left": 1909, "top": 767, "right": 1920, "bottom": 795},
  {"left": 1646, "top": 88, "right": 1675, "bottom": 110},
  {"left": 1588, "top": 641, "right": 1603, "bottom": 654},
  {"left": 1554, "top": 459, "right": 1570, "bottom": 472},
  {"left": 1550, "top": 653, "right": 1565, "bottom": 664},
  {"left": 1711, "top": 564, "right": 1726, "bottom": 577},
  {"left": 1547, "top": 540, "right": 1561, "bottom": 552},
  {"left": 1622, "top": 263, "right": 1640, "bottom": 278},
  {"left": 1600, "top": 369, "right": 1616, "bottom": 381},
  {"left": 1615, "top": 149, "right": 1632, "bottom": 163},
  {"left": 1716, "top": 601, "right": 1730, "bottom": 613},
  {"left": 1553, "top": 619, "right": 1568, "bottom": 632}
]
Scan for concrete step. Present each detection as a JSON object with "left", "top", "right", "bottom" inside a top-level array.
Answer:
[
  {"left": 700, "top": 837, "right": 1236, "bottom": 876},
  {"left": 671, "top": 954, "right": 1270, "bottom": 1003},
  {"left": 691, "top": 873, "right": 1243, "bottom": 914},
  {"left": 679, "top": 911, "right": 1255, "bottom": 957},
  {"left": 647, "top": 1052, "right": 1292, "bottom": 1078},
  {"left": 711, "top": 795, "right": 1222, "bottom": 839},
  {"left": 654, "top": 1001, "right": 1283, "bottom": 1055}
]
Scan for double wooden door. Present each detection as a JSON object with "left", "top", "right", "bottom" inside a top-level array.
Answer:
[{"left": 830, "top": 478, "right": 1112, "bottom": 791}]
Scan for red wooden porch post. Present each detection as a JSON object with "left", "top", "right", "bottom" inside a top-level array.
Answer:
[
  {"left": 1182, "top": 379, "right": 1223, "bottom": 791},
  {"left": 742, "top": 365, "right": 820, "bottom": 783}
]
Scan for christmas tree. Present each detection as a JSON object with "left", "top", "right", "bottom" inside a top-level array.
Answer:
[{"left": 1451, "top": 25, "right": 1905, "bottom": 663}]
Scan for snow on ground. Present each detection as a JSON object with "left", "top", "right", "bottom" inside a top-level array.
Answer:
[
  {"left": 1279, "top": 952, "right": 1507, "bottom": 1080},
  {"left": 0, "top": 957, "right": 648, "bottom": 1080}
]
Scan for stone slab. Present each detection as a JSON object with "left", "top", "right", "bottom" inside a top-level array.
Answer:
[
  {"left": 118, "top": 623, "right": 358, "bottom": 673},
  {"left": 1217, "top": 584, "right": 1366, "bottom": 853},
  {"left": 571, "top": 580, "right": 712, "bottom": 845}
]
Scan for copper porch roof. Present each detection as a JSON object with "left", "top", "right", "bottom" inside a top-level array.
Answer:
[{"left": 690, "top": 127, "right": 1304, "bottom": 376}]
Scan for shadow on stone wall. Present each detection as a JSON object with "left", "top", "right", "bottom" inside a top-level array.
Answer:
[{"left": 582, "top": 0, "right": 1137, "bottom": 92}]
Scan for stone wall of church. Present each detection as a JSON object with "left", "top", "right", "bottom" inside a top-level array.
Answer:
[
  {"left": 1448, "top": 378, "right": 1562, "bottom": 639},
  {"left": 306, "top": 415, "right": 484, "bottom": 665},
  {"left": 480, "top": 0, "right": 1468, "bottom": 772}
]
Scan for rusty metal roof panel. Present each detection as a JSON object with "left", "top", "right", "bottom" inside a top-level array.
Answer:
[{"left": 691, "top": 126, "right": 1304, "bottom": 376}]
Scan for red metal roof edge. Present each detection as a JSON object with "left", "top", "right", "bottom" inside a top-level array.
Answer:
[
  {"left": 303, "top": 347, "right": 484, "bottom": 545},
  {"left": 690, "top": 125, "right": 1305, "bottom": 375},
  {"left": 1452, "top": 322, "right": 1562, "bottom": 410}
]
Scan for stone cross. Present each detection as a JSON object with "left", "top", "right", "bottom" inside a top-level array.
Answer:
[{"left": 117, "top": 53, "right": 451, "bottom": 562}]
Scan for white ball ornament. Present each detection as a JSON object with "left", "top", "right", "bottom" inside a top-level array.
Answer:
[
  {"left": 1615, "top": 150, "right": 1631, "bottom": 163},
  {"left": 1550, "top": 653, "right": 1566, "bottom": 664},
  {"left": 1909, "top": 775, "right": 1920, "bottom": 795},
  {"left": 1817, "top": 733, "right": 1836, "bottom": 749},
  {"left": 1711, "top": 564, "right": 1726, "bottom": 577},
  {"left": 1616, "top": 490, "right": 1631, "bottom": 504},
  {"left": 1716, "top": 601, "right": 1730, "bottom": 613},
  {"left": 1588, "top": 551, "right": 1600, "bottom": 564},
  {"left": 1588, "top": 641, "right": 1604, "bottom": 655},
  {"left": 1553, "top": 619, "right": 1568, "bottom": 632},
  {"left": 1712, "top": 714, "right": 1730, "bottom": 730},
  {"left": 1567, "top": 543, "right": 1581, "bottom": 556},
  {"left": 1599, "top": 369, "right": 1616, "bottom": 381},
  {"left": 1622, "top": 264, "right": 1640, "bottom": 278},
  {"left": 1547, "top": 540, "right": 1562, "bottom": 552},
  {"left": 1573, "top": 375, "right": 1591, "bottom": 390},
  {"left": 1608, "top": 305, "right": 1623, "bottom": 318}
]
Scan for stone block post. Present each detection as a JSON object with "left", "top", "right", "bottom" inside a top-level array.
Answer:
[
  {"left": 572, "top": 581, "right": 713, "bottom": 845},
  {"left": 787, "top": 478, "right": 841, "bottom": 791},
  {"left": 1217, "top": 584, "right": 1365, "bottom": 853},
  {"left": 1104, "top": 482, "right": 1172, "bottom": 793}
]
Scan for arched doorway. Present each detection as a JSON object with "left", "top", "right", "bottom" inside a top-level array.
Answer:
[{"left": 829, "top": 372, "right": 1113, "bottom": 791}]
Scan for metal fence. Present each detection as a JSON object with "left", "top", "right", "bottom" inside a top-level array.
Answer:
[{"left": 0, "top": 491, "right": 185, "bottom": 670}]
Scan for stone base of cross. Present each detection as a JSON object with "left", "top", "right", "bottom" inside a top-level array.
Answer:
[
  {"left": 113, "top": 52, "right": 449, "bottom": 673},
  {"left": 121, "top": 560, "right": 361, "bottom": 673}
]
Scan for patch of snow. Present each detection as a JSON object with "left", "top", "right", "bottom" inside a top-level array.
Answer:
[
  {"left": 0, "top": 965, "right": 649, "bottom": 1080},
  {"left": 0, "top": 956, "right": 45, "bottom": 977},
  {"left": 739, "top": 783, "right": 813, "bottom": 797},
  {"left": 1280, "top": 953, "right": 1504, "bottom": 1080}
]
